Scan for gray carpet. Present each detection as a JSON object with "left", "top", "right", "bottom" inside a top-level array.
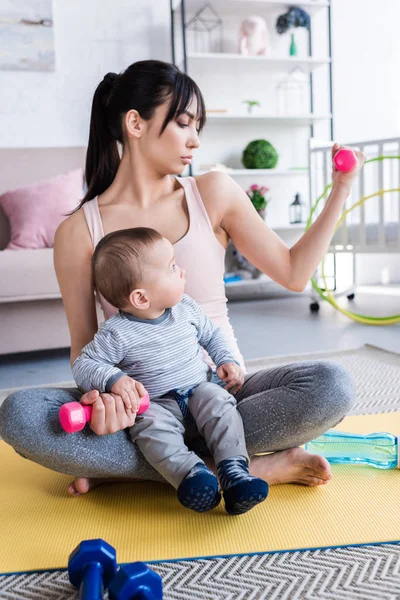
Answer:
[{"left": 1, "top": 344, "right": 400, "bottom": 599}]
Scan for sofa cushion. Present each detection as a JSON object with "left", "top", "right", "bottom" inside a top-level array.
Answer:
[
  {"left": 0, "top": 248, "right": 60, "bottom": 303},
  {"left": 0, "top": 168, "right": 83, "bottom": 250}
]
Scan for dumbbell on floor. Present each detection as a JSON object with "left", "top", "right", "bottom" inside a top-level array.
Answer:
[
  {"left": 59, "top": 392, "right": 150, "bottom": 433},
  {"left": 68, "top": 538, "right": 117, "bottom": 600},
  {"left": 108, "top": 562, "right": 163, "bottom": 600}
]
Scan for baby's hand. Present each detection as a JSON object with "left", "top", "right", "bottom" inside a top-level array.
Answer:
[
  {"left": 217, "top": 362, "right": 244, "bottom": 394},
  {"left": 110, "top": 376, "right": 145, "bottom": 412}
]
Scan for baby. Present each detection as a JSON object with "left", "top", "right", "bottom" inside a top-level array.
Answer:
[{"left": 72, "top": 227, "right": 269, "bottom": 515}]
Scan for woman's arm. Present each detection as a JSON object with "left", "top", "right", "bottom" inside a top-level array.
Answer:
[
  {"left": 53, "top": 211, "right": 98, "bottom": 364},
  {"left": 198, "top": 144, "right": 364, "bottom": 292},
  {"left": 54, "top": 212, "right": 137, "bottom": 435}
]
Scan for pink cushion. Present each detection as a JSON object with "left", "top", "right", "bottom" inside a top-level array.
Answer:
[{"left": 0, "top": 168, "right": 84, "bottom": 250}]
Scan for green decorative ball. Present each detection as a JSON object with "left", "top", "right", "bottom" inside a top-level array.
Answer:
[{"left": 242, "top": 139, "right": 279, "bottom": 169}]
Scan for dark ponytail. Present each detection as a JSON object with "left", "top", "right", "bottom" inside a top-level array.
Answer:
[
  {"left": 75, "top": 60, "right": 206, "bottom": 211},
  {"left": 84, "top": 72, "right": 120, "bottom": 204}
]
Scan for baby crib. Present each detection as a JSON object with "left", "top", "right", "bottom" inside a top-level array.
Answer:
[{"left": 308, "top": 136, "right": 400, "bottom": 312}]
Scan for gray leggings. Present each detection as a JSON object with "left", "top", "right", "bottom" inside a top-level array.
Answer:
[{"left": 0, "top": 361, "right": 355, "bottom": 483}]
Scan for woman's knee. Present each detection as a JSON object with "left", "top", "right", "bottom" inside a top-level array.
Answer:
[
  {"left": 0, "top": 387, "right": 76, "bottom": 446},
  {"left": 0, "top": 389, "right": 31, "bottom": 444},
  {"left": 305, "top": 360, "right": 356, "bottom": 418}
]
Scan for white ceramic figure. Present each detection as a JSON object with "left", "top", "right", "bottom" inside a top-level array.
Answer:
[{"left": 239, "top": 16, "right": 270, "bottom": 56}]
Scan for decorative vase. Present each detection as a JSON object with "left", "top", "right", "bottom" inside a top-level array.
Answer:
[
  {"left": 289, "top": 33, "right": 298, "bottom": 56},
  {"left": 239, "top": 16, "right": 271, "bottom": 57}
]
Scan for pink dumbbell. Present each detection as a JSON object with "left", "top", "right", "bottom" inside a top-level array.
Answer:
[
  {"left": 333, "top": 148, "right": 357, "bottom": 173},
  {"left": 59, "top": 392, "right": 150, "bottom": 433}
]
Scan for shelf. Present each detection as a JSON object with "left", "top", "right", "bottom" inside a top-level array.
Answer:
[
  {"left": 195, "top": 168, "right": 309, "bottom": 176},
  {"left": 180, "top": 0, "right": 330, "bottom": 16},
  {"left": 205, "top": 113, "right": 332, "bottom": 125},
  {"left": 188, "top": 53, "right": 331, "bottom": 72}
]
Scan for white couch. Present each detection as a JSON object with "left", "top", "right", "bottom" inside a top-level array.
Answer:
[{"left": 0, "top": 147, "right": 86, "bottom": 355}]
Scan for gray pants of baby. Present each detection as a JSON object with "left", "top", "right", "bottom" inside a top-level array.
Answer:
[
  {"left": 131, "top": 381, "right": 249, "bottom": 489},
  {"left": 0, "top": 361, "right": 356, "bottom": 482}
]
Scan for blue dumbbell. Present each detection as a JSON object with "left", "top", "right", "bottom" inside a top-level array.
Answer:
[
  {"left": 68, "top": 539, "right": 117, "bottom": 600},
  {"left": 108, "top": 562, "right": 163, "bottom": 600}
]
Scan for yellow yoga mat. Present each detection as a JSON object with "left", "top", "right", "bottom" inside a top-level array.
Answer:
[{"left": 1, "top": 412, "right": 400, "bottom": 575}]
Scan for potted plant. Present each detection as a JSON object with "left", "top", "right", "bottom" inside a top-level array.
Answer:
[
  {"left": 243, "top": 100, "right": 261, "bottom": 114},
  {"left": 246, "top": 184, "right": 270, "bottom": 220}
]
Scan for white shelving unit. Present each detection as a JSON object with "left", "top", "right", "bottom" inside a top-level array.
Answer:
[{"left": 171, "top": 0, "right": 333, "bottom": 231}]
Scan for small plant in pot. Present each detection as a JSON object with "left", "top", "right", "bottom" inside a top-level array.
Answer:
[
  {"left": 246, "top": 183, "right": 270, "bottom": 220},
  {"left": 243, "top": 100, "right": 261, "bottom": 114}
]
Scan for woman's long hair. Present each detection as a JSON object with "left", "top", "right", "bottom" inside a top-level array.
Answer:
[{"left": 74, "top": 60, "right": 206, "bottom": 212}]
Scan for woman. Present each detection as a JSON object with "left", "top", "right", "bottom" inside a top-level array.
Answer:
[{"left": 0, "top": 60, "right": 362, "bottom": 497}]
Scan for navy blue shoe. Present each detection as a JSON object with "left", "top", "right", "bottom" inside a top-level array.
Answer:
[
  {"left": 177, "top": 463, "right": 221, "bottom": 513},
  {"left": 223, "top": 478, "right": 269, "bottom": 515}
]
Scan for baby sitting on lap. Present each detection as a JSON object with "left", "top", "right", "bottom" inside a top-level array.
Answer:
[{"left": 72, "top": 227, "right": 269, "bottom": 515}]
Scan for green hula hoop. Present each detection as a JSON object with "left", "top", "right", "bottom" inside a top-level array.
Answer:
[{"left": 306, "top": 155, "right": 400, "bottom": 325}]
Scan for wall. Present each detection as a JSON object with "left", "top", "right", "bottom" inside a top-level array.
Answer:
[
  {"left": 330, "top": 0, "right": 400, "bottom": 283},
  {"left": 332, "top": 0, "right": 400, "bottom": 143},
  {"left": 0, "top": 0, "right": 170, "bottom": 148}
]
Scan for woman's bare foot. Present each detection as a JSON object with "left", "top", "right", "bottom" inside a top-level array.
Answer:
[
  {"left": 68, "top": 447, "right": 331, "bottom": 496},
  {"left": 68, "top": 477, "right": 140, "bottom": 497},
  {"left": 250, "top": 447, "right": 332, "bottom": 487}
]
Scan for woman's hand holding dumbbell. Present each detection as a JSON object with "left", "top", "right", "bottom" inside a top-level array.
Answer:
[
  {"left": 60, "top": 381, "right": 150, "bottom": 436},
  {"left": 331, "top": 142, "right": 365, "bottom": 187}
]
